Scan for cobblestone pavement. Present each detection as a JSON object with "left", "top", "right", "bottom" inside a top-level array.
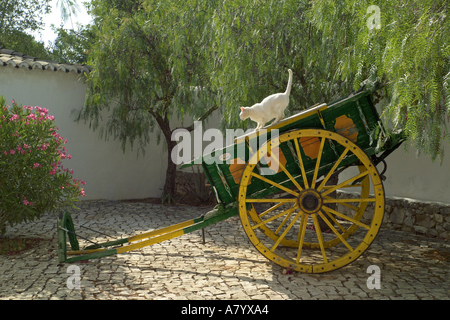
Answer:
[{"left": 0, "top": 200, "right": 448, "bottom": 300}]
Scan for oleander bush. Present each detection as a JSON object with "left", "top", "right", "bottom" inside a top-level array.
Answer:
[{"left": 0, "top": 96, "right": 85, "bottom": 234}]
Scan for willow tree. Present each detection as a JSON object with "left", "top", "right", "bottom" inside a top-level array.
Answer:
[
  {"left": 310, "top": 0, "right": 450, "bottom": 161},
  {"left": 77, "top": 0, "right": 218, "bottom": 201},
  {"left": 211, "top": 0, "right": 449, "bottom": 161},
  {"left": 210, "top": 0, "right": 355, "bottom": 130}
]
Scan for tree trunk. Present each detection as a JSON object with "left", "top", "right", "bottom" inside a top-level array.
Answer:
[
  {"left": 152, "top": 110, "right": 177, "bottom": 204},
  {"left": 151, "top": 104, "right": 218, "bottom": 204},
  {"left": 163, "top": 139, "right": 177, "bottom": 203}
]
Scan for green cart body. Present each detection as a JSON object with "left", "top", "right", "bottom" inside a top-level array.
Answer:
[{"left": 200, "top": 89, "right": 403, "bottom": 206}]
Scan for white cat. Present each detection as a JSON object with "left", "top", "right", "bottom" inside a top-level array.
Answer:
[{"left": 239, "top": 69, "right": 293, "bottom": 130}]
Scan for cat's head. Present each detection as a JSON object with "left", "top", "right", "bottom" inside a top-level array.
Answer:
[{"left": 239, "top": 107, "right": 249, "bottom": 120}]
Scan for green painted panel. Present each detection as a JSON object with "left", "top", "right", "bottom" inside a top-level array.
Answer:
[
  {"left": 202, "top": 141, "right": 249, "bottom": 204},
  {"left": 322, "top": 90, "right": 382, "bottom": 155},
  {"left": 201, "top": 90, "right": 388, "bottom": 204}
]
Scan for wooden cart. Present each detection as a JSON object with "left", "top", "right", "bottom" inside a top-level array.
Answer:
[{"left": 58, "top": 88, "right": 404, "bottom": 273}]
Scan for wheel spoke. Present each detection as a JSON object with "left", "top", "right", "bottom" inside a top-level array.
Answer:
[
  {"left": 246, "top": 198, "right": 297, "bottom": 203},
  {"left": 317, "top": 210, "right": 354, "bottom": 252},
  {"left": 322, "top": 184, "right": 363, "bottom": 189},
  {"left": 250, "top": 172, "right": 299, "bottom": 197},
  {"left": 294, "top": 138, "right": 309, "bottom": 189},
  {"left": 274, "top": 209, "right": 295, "bottom": 234},
  {"left": 321, "top": 170, "right": 369, "bottom": 197},
  {"left": 312, "top": 214, "right": 328, "bottom": 263},
  {"left": 296, "top": 213, "right": 309, "bottom": 263},
  {"left": 337, "top": 201, "right": 359, "bottom": 212},
  {"left": 270, "top": 151, "right": 304, "bottom": 192},
  {"left": 321, "top": 208, "right": 346, "bottom": 232},
  {"left": 311, "top": 137, "right": 326, "bottom": 189},
  {"left": 256, "top": 202, "right": 287, "bottom": 219},
  {"left": 323, "top": 195, "right": 360, "bottom": 211},
  {"left": 316, "top": 147, "right": 349, "bottom": 191},
  {"left": 271, "top": 210, "right": 303, "bottom": 252},
  {"left": 251, "top": 204, "right": 298, "bottom": 230},
  {"left": 322, "top": 205, "right": 370, "bottom": 230},
  {"left": 323, "top": 197, "right": 377, "bottom": 204}
]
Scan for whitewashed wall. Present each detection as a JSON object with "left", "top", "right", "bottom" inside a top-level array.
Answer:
[
  {"left": 0, "top": 66, "right": 166, "bottom": 200},
  {"left": 382, "top": 143, "right": 450, "bottom": 204},
  {"left": 1, "top": 65, "right": 449, "bottom": 204}
]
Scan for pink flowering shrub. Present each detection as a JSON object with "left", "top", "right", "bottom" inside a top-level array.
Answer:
[{"left": 0, "top": 96, "right": 85, "bottom": 234}]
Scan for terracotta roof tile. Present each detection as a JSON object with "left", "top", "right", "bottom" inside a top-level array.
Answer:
[{"left": 0, "top": 48, "right": 92, "bottom": 74}]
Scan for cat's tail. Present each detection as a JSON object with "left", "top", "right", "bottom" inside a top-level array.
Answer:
[{"left": 285, "top": 69, "right": 293, "bottom": 96}]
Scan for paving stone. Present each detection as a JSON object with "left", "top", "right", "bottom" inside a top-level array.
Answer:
[{"left": 0, "top": 200, "right": 448, "bottom": 300}]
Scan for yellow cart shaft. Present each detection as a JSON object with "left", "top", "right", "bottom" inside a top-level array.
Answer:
[{"left": 58, "top": 205, "right": 239, "bottom": 263}]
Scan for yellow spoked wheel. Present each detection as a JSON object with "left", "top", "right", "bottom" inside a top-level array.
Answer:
[{"left": 238, "top": 129, "right": 385, "bottom": 273}]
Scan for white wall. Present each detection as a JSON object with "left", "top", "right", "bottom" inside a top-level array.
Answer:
[
  {"left": 382, "top": 142, "right": 450, "bottom": 204},
  {"left": 0, "top": 66, "right": 166, "bottom": 200}
]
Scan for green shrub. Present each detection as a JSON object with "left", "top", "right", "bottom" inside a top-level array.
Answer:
[{"left": 0, "top": 96, "right": 85, "bottom": 234}]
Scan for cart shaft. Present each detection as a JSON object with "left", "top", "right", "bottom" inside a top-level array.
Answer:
[{"left": 58, "top": 205, "right": 239, "bottom": 263}]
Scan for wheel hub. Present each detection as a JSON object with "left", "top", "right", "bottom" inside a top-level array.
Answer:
[{"left": 298, "top": 189, "right": 323, "bottom": 213}]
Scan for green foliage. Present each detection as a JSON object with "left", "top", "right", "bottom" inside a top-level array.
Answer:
[
  {"left": 0, "top": 0, "right": 52, "bottom": 57},
  {"left": 49, "top": 26, "right": 95, "bottom": 64},
  {"left": 79, "top": 0, "right": 217, "bottom": 152},
  {"left": 77, "top": 0, "right": 221, "bottom": 198},
  {"left": 310, "top": 0, "right": 449, "bottom": 161},
  {"left": 0, "top": 0, "right": 51, "bottom": 35},
  {"left": 0, "top": 97, "right": 85, "bottom": 234},
  {"left": 0, "top": 0, "right": 90, "bottom": 63},
  {"left": 202, "top": 0, "right": 450, "bottom": 160},
  {"left": 210, "top": 0, "right": 355, "bottom": 131},
  {"left": 1, "top": 30, "right": 53, "bottom": 61}
]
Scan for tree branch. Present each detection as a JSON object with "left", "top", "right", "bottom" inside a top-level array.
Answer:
[{"left": 175, "top": 104, "right": 218, "bottom": 133}]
